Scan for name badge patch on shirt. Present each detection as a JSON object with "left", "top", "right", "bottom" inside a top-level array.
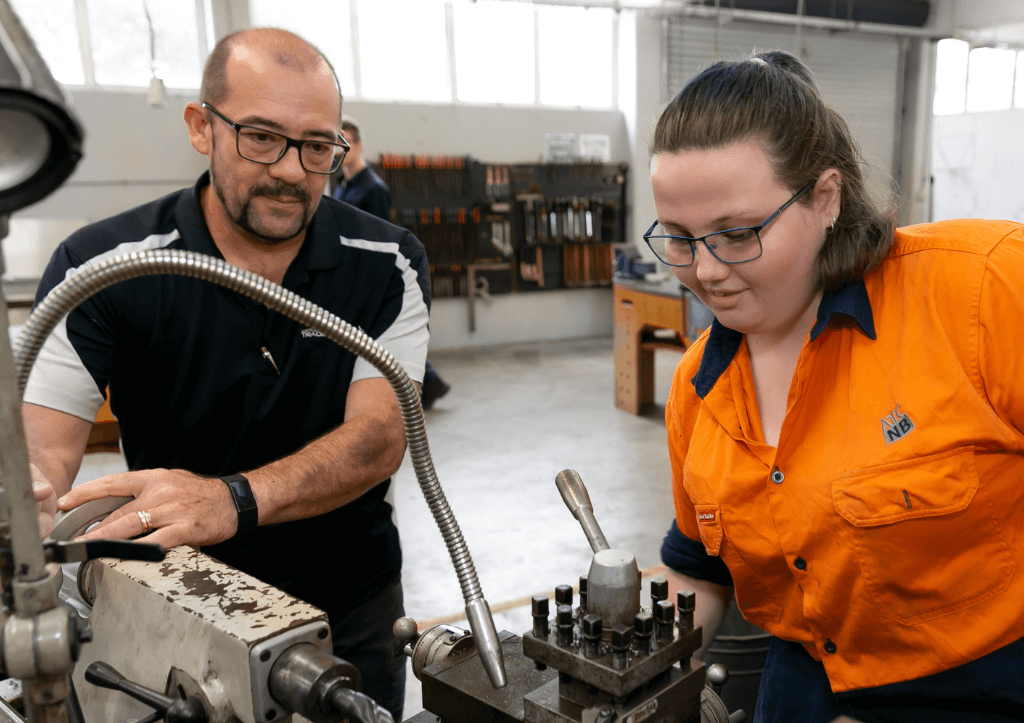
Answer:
[{"left": 694, "top": 504, "right": 723, "bottom": 556}]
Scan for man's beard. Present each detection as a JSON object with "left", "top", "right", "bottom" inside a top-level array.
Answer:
[{"left": 210, "top": 156, "right": 315, "bottom": 244}]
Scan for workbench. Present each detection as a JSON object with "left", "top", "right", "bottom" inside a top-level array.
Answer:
[{"left": 613, "top": 277, "right": 712, "bottom": 414}]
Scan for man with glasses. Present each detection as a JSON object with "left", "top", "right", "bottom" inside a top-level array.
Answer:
[{"left": 23, "top": 28, "right": 426, "bottom": 720}]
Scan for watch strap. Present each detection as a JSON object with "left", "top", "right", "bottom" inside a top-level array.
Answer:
[{"left": 220, "top": 474, "right": 258, "bottom": 536}]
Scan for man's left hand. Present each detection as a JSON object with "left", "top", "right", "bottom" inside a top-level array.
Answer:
[{"left": 57, "top": 469, "right": 239, "bottom": 549}]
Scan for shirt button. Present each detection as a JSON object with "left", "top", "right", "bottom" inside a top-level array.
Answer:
[
  {"left": 794, "top": 557, "right": 807, "bottom": 571},
  {"left": 824, "top": 639, "right": 837, "bottom": 654},
  {"left": 771, "top": 467, "right": 785, "bottom": 484}
]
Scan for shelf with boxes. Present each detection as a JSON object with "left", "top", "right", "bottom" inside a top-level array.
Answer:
[{"left": 377, "top": 154, "right": 627, "bottom": 304}]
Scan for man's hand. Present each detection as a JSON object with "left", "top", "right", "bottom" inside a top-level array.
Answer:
[
  {"left": 57, "top": 469, "right": 239, "bottom": 549},
  {"left": 32, "top": 462, "right": 58, "bottom": 538}
]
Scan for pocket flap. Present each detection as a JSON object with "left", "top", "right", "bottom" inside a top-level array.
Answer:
[
  {"left": 694, "top": 504, "right": 723, "bottom": 555},
  {"left": 832, "top": 446, "right": 978, "bottom": 527}
]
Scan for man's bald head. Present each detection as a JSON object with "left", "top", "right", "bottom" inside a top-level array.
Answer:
[{"left": 200, "top": 28, "right": 342, "bottom": 123}]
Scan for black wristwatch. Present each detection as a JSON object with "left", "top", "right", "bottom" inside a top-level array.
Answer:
[{"left": 220, "top": 474, "right": 259, "bottom": 536}]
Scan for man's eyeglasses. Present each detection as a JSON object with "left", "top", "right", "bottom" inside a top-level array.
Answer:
[
  {"left": 201, "top": 103, "right": 349, "bottom": 175},
  {"left": 643, "top": 181, "right": 815, "bottom": 268}
]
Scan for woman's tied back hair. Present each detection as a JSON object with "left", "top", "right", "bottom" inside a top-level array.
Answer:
[{"left": 652, "top": 49, "right": 895, "bottom": 291}]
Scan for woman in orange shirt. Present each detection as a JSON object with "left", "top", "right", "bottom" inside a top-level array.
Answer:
[{"left": 651, "top": 50, "right": 1024, "bottom": 722}]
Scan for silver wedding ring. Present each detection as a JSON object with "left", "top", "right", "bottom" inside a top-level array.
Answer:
[{"left": 137, "top": 509, "right": 153, "bottom": 534}]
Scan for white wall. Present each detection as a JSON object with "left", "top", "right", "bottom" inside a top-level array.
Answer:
[
  {"left": 937, "top": 0, "right": 1024, "bottom": 31},
  {"left": 5, "top": 86, "right": 629, "bottom": 345},
  {"left": 429, "top": 288, "right": 613, "bottom": 350},
  {"left": 931, "top": 109, "right": 1024, "bottom": 222},
  {"left": 343, "top": 100, "right": 628, "bottom": 164}
]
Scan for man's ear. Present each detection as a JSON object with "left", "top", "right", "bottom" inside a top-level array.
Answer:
[{"left": 184, "top": 102, "right": 212, "bottom": 156}]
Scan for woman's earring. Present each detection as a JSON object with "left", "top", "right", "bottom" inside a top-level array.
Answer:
[{"left": 830, "top": 216, "right": 837, "bottom": 231}]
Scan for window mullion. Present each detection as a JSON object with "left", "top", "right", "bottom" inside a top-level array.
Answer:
[
  {"left": 534, "top": 6, "right": 541, "bottom": 106},
  {"left": 445, "top": 0, "right": 456, "bottom": 102},
  {"left": 611, "top": 8, "right": 618, "bottom": 110},
  {"left": 195, "top": 0, "right": 208, "bottom": 67},
  {"left": 962, "top": 44, "right": 971, "bottom": 114},
  {"left": 73, "top": 0, "right": 95, "bottom": 86},
  {"left": 350, "top": 0, "right": 361, "bottom": 99}
]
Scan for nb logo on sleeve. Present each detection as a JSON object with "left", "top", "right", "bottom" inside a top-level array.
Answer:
[{"left": 881, "top": 404, "right": 915, "bottom": 444}]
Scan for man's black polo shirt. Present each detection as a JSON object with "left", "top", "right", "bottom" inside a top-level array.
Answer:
[{"left": 25, "top": 172, "right": 430, "bottom": 620}]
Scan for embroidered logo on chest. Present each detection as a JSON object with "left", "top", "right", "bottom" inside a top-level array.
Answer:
[
  {"left": 880, "top": 404, "right": 915, "bottom": 444},
  {"left": 301, "top": 328, "right": 326, "bottom": 339}
]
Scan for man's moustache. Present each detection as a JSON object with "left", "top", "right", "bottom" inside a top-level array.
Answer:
[{"left": 253, "top": 185, "right": 310, "bottom": 204}]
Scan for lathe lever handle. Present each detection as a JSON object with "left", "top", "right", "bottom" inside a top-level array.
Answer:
[
  {"left": 46, "top": 539, "right": 167, "bottom": 564},
  {"left": 84, "top": 662, "right": 208, "bottom": 723},
  {"left": 85, "top": 662, "right": 175, "bottom": 713},
  {"left": 555, "top": 469, "right": 610, "bottom": 552}
]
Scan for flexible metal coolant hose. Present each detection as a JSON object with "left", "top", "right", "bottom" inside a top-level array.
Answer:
[{"left": 13, "top": 248, "right": 507, "bottom": 688}]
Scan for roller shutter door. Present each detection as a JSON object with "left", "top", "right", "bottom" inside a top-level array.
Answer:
[{"left": 665, "top": 17, "right": 902, "bottom": 201}]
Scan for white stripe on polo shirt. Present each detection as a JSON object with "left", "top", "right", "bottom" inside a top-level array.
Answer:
[{"left": 340, "top": 235, "right": 430, "bottom": 385}]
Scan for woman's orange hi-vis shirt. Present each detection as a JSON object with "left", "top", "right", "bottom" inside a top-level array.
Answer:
[{"left": 667, "top": 219, "right": 1024, "bottom": 692}]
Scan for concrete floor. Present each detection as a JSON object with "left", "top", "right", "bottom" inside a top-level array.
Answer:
[
  {"left": 66, "top": 334, "right": 685, "bottom": 721},
  {"left": 395, "top": 335, "right": 682, "bottom": 718}
]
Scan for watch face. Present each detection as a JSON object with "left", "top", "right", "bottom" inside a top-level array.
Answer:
[{"left": 222, "top": 475, "right": 259, "bottom": 534}]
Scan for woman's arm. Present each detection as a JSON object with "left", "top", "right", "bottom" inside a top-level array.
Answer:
[{"left": 665, "top": 569, "right": 734, "bottom": 660}]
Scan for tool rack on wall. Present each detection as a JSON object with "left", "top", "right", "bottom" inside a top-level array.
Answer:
[{"left": 378, "top": 154, "right": 627, "bottom": 303}]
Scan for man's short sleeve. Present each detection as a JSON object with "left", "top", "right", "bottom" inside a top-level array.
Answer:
[{"left": 22, "top": 242, "right": 110, "bottom": 422}]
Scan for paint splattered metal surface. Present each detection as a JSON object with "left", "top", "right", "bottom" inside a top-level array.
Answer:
[
  {"left": 110, "top": 546, "right": 326, "bottom": 645},
  {"left": 73, "top": 546, "right": 327, "bottom": 723}
]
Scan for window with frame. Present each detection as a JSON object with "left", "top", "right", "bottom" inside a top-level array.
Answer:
[
  {"left": 965, "top": 46, "right": 1016, "bottom": 112},
  {"left": 934, "top": 38, "right": 1024, "bottom": 116},
  {"left": 1015, "top": 52, "right": 1024, "bottom": 109},
  {"left": 933, "top": 38, "right": 969, "bottom": 115},
  {"left": 13, "top": 0, "right": 618, "bottom": 109},
  {"left": 537, "top": 5, "right": 614, "bottom": 108},
  {"left": 249, "top": 0, "right": 357, "bottom": 98},
  {"left": 250, "top": 0, "right": 616, "bottom": 108},
  {"left": 10, "top": 0, "right": 86, "bottom": 85},
  {"left": 356, "top": 0, "right": 451, "bottom": 103},
  {"left": 10, "top": 0, "right": 205, "bottom": 89},
  {"left": 452, "top": 0, "right": 535, "bottom": 105}
]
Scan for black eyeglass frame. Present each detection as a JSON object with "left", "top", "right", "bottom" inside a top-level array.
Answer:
[
  {"left": 643, "top": 181, "right": 816, "bottom": 268},
  {"left": 201, "top": 102, "right": 350, "bottom": 175}
]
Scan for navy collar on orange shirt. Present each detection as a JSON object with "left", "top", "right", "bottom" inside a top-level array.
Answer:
[{"left": 691, "top": 280, "right": 876, "bottom": 398}]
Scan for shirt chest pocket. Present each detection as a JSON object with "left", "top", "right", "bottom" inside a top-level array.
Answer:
[
  {"left": 683, "top": 471, "right": 785, "bottom": 627},
  {"left": 832, "top": 446, "right": 1016, "bottom": 625}
]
